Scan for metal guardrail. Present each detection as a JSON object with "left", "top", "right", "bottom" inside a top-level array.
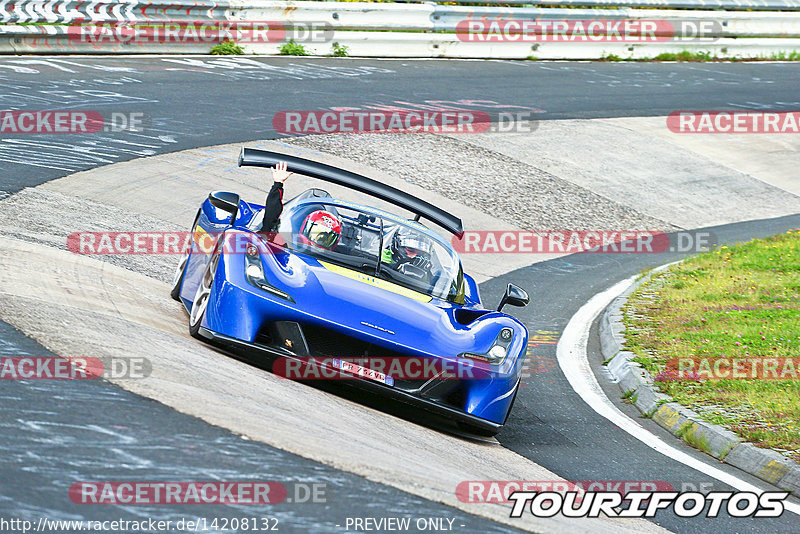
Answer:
[
  {"left": 301, "top": 33, "right": 800, "bottom": 58},
  {"left": 0, "top": 0, "right": 433, "bottom": 28},
  {"left": 4, "top": 24, "right": 800, "bottom": 58},
  {"left": 0, "top": 0, "right": 225, "bottom": 23},
  {"left": 2, "top": 0, "right": 800, "bottom": 57},
  {"left": 4, "top": 1, "right": 800, "bottom": 35},
  {"left": 394, "top": 0, "right": 800, "bottom": 11},
  {"left": 228, "top": 0, "right": 432, "bottom": 30},
  {"left": 432, "top": 5, "right": 800, "bottom": 37}
]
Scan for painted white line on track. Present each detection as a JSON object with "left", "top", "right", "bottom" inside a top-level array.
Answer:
[{"left": 556, "top": 275, "right": 800, "bottom": 516}]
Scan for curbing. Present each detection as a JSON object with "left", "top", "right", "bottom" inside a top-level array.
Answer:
[{"left": 599, "top": 264, "right": 800, "bottom": 495}]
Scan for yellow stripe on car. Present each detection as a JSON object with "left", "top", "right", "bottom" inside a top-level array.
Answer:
[
  {"left": 193, "top": 225, "right": 216, "bottom": 253},
  {"left": 319, "top": 261, "right": 432, "bottom": 303}
]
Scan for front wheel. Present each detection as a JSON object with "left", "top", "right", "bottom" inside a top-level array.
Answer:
[
  {"left": 171, "top": 210, "right": 200, "bottom": 302},
  {"left": 189, "top": 249, "right": 220, "bottom": 339}
]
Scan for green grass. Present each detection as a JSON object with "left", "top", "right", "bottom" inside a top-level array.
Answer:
[
  {"left": 677, "top": 423, "right": 712, "bottom": 454},
  {"left": 210, "top": 41, "right": 244, "bottom": 55},
  {"left": 280, "top": 40, "right": 310, "bottom": 56},
  {"left": 770, "top": 51, "right": 800, "bottom": 61},
  {"left": 600, "top": 53, "right": 626, "bottom": 62},
  {"left": 624, "top": 229, "right": 800, "bottom": 462},
  {"left": 652, "top": 50, "right": 716, "bottom": 62},
  {"left": 331, "top": 42, "right": 350, "bottom": 57},
  {"left": 600, "top": 50, "right": 718, "bottom": 62},
  {"left": 599, "top": 50, "right": 800, "bottom": 63},
  {"left": 621, "top": 389, "right": 638, "bottom": 404}
]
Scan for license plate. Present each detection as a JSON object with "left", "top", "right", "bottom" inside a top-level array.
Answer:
[{"left": 332, "top": 358, "right": 394, "bottom": 387}]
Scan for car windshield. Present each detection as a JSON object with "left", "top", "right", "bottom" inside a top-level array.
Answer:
[{"left": 262, "top": 200, "right": 464, "bottom": 302}]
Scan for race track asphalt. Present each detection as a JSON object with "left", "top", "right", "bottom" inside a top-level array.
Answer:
[
  {"left": 2, "top": 56, "right": 799, "bottom": 534},
  {"left": 0, "top": 321, "right": 518, "bottom": 533},
  {"left": 486, "top": 217, "right": 800, "bottom": 534},
  {"left": 3, "top": 57, "right": 800, "bottom": 192}
]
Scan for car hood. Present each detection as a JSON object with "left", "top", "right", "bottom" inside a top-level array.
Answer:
[{"left": 262, "top": 248, "right": 518, "bottom": 358}]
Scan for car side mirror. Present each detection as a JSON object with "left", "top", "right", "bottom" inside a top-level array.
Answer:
[
  {"left": 209, "top": 191, "right": 240, "bottom": 224},
  {"left": 497, "top": 283, "right": 529, "bottom": 312}
]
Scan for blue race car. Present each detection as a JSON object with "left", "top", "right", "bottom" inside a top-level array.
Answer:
[{"left": 171, "top": 148, "right": 530, "bottom": 436}]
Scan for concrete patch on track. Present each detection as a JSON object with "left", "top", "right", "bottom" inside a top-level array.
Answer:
[
  {"left": 0, "top": 187, "right": 179, "bottom": 283},
  {"left": 600, "top": 116, "right": 800, "bottom": 198},
  {"left": 35, "top": 140, "right": 539, "bottom": 282},
  {"left": 288, "top": 133, "right": 675, "bottom": 233},
  {"left": 448, "top": 119, "right": 800, "bottom": 230},
  {"left": 0, "top": 237, "right": 666, "bottom": 534}
]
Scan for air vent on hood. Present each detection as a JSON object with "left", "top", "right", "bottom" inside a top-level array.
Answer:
[{"left": 454, "top": 308, "right": 491, "bottom": 326}]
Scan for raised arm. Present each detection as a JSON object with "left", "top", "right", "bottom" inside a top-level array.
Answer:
[{"left": 260, "top": 161, "right": 293, "bottom": 232}]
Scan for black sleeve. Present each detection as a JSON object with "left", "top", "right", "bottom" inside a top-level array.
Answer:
[{"left": 260, "top": 182, "right": 284, "bottom": 232}]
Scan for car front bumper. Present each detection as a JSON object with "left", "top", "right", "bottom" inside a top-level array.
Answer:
[{"left": 197, "top": 326, "right": 506, "bottom": 435}]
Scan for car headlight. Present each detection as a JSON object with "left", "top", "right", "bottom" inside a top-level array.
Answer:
[
  {"left": 245, "top": 243, "right": 294, "bottom": 302},
  {"left": 245, "top": 263, "right": 262, "bottom": 279},
  {"left": 460, "top": 327, "right": 514, "bottom": 365},
  {"left": 488, "top": 345, "right": 507, "bottom": 361}
]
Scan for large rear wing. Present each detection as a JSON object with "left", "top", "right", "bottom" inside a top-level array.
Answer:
[{"left": 238, "top": 147, "right": 464, "bottom": 237}]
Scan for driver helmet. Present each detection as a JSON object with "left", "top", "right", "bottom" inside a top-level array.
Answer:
[
  {"left": 300, "top": 210, "right": 342, "bottom": 250},
  {"left": 391, "top": 227, "right": 432, "bottom": 263}
]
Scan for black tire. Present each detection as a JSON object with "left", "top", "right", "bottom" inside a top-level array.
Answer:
[
  {"left": 170, "top": 210, "right": 200, "bottom": 302},
  {"left": 188, "top": 247, "right": 220, "bottom": 339},
  {"left": 170, "top": 250, "right": 190, "bottom": 301}
]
